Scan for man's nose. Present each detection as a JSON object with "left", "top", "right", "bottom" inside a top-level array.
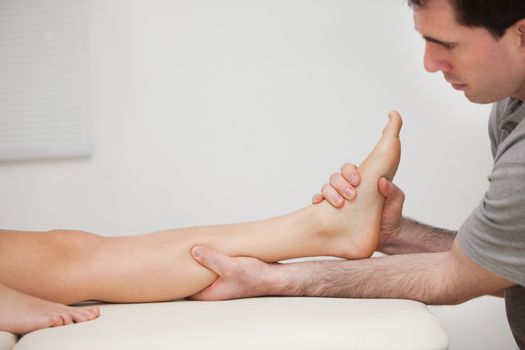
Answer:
[{"left": 423, "top": 44, "right": 451, "bottom": 73}]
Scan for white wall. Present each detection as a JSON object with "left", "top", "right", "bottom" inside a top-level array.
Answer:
[{"left": 0, "top": 0, "right": 517, "bottom": 348}]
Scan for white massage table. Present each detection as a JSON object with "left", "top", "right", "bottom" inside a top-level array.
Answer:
[{"left": 1, "top": 298, "right": 448, "bottom": 349}]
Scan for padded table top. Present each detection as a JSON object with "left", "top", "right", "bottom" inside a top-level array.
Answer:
[
  {"left": 0, "top": 332, "right": 16, "bottom": 350},
  {"left": 7, "top": 298, "right": 448, "bottom": 350}
]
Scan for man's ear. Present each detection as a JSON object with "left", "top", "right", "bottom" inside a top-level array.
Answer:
[{"left": 516, "top": 19, "right": 525, "bottom": 47}]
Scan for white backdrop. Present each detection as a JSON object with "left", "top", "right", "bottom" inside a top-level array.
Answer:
[{"left": 0, "top": 0, "right": 517, "bottom": 348}]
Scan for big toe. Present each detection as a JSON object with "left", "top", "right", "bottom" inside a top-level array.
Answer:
[
  {"left": 382, "top": 111, "right": 403, "bottom": 138},
  {"left": 85, "top": 306, "right": 101, "bottom": 318}
]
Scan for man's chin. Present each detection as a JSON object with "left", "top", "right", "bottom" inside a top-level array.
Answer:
[{"left": 464, "top": 91, "right": 500, "bottom": 105}]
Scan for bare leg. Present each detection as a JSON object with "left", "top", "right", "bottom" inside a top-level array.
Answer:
[
  {"left": 0, "top": 282, "right": 99, "bottom": 334},
  {"left": 0, "top": 112, "right": 402, "bottom": 305}
]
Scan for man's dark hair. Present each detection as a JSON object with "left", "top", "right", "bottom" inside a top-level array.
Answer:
[{"left": 408, "top": 0, "right": 525, "bottom": 39}]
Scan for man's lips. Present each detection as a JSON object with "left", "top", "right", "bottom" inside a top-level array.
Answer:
[
  {"left": 451, "top": 83, "right": 467, "bottom": 90},
  {"left": 446, "top": 80, "right": 467, "bottom": 90}
]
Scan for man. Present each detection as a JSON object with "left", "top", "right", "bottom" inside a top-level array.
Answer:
[{"left": 190, "top": 0, "right": 525, "bottom": 347}]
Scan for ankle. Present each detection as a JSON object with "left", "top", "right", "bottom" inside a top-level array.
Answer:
[
  {"left": 313, "top": 201, "right": 378, "bottom": 259},
  {"left": 307, "top": 201, "right": 339, "bottom": 237}
]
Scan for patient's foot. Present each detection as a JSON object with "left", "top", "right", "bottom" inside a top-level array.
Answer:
[
  {"left": 319, "top": 111, "right": 402, "bottom": 259},
  {"left": 0, "top": 282, "right": 100, "bottom": 334}
]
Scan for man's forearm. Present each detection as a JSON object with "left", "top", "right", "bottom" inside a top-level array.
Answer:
[
  {"left": 271, "top": 252, "right": 467, "bottom": 305},
  {"left": 379, "top": 217, "right": 456, "bottom": 255}
]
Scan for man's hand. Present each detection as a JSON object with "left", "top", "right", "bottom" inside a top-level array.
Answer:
[
  {"left": 312, "top": 163, "right": 406, "bottom": 251},
  {"left": 312, "top": 163, "right": 361, "bottom": 207},
  {"left": 189, "top": 246, "right": 279, "bottom": 301}
]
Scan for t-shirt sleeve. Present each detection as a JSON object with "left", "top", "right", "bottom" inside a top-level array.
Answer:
[{"left": 458, "top": 120, "right": 525, "bottom": 286}]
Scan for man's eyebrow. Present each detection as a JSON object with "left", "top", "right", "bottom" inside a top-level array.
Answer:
[{"left": 422, "top": 35, "right": 457, "bottom": 47}]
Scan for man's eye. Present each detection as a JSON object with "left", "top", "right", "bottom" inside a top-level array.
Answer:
[{"left": 424, "top": 37, "right": 457, "bottom": 50}]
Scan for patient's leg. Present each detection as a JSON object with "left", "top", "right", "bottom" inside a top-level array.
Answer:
[
  {"left": 0, "top": 282, "right": 99, "bottom": 334},
  {"left": 0, "top": 112, "right": 402, "bottom": 304}
]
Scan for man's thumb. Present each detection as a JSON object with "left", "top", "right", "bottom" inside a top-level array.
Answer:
[
  {"left": 378, "top": 177, "right": 405, "bottom": 209},
  {"left": 191, "top": 245, "right": 225, "bottom": 274}
]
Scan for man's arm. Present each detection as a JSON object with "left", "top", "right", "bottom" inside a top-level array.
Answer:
[
  {"left": 311, "top": 168, "right": 504, "bottom": 297},
  {"left": 380, "top": 217, "right": 456, "bottom": 255},
  {"left": 190, "top": 238, "right": 514, "bottom": 303}
]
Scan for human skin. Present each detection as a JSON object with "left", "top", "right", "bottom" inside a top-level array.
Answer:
[
  {"left": 190, "top": 0, "right": 523, "bottom": 303},
  {"left": 411, "top": 0, "right": 525, "bottom": 104},
  {"left": 0, "top": 282, "right": 100, "bottom": 335},
  {"left": 0, "top": 112, "right": 401, "bottom": 334}
]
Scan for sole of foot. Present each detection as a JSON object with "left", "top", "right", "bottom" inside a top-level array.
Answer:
[{"left": 320, "top": 111, "right": 403, "bottom": 259}]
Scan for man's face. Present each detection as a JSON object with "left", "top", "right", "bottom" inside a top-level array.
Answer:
[{"left": 413, "top": 0, "right": 525, "bottom": 103}]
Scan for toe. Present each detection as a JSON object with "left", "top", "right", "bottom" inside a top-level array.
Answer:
[
  {"left": 71, "top": 309, "right": 90, "bottom": 323},
  {"left": 383, "top": 111, "right": 402, "bottom": 138},
  {"left": 50, "top": 314, "right": 64, "bottom": 327},
  {"left": 60, "top": 313, "right": 74, "bottom": 325},
  {"left": 85, "top": 306, "right": 101, "bottom": 319}
]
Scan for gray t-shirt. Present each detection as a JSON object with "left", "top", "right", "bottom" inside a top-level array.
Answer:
[{"left": 458, "top": 97, "right": 525, "bottom": 348}]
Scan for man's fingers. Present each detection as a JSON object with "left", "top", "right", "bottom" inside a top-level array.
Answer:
[
  {"left": 311, "top": 193, "right": 324, "bottom": 204},
  {"left": 340, "top": 163, "right": 361, "bottom": 187},
  {"left": 321, "top": 183, "right": 345, "bottom": 207},
  {"left": 191, "top": 246, "right": 231, "bottom": 275},
  {"left": 189, "top": 284, "right": 216, "bottom": 301},
  {"left": 329, "top": 173, "right": 356, "bottom": 200}
]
